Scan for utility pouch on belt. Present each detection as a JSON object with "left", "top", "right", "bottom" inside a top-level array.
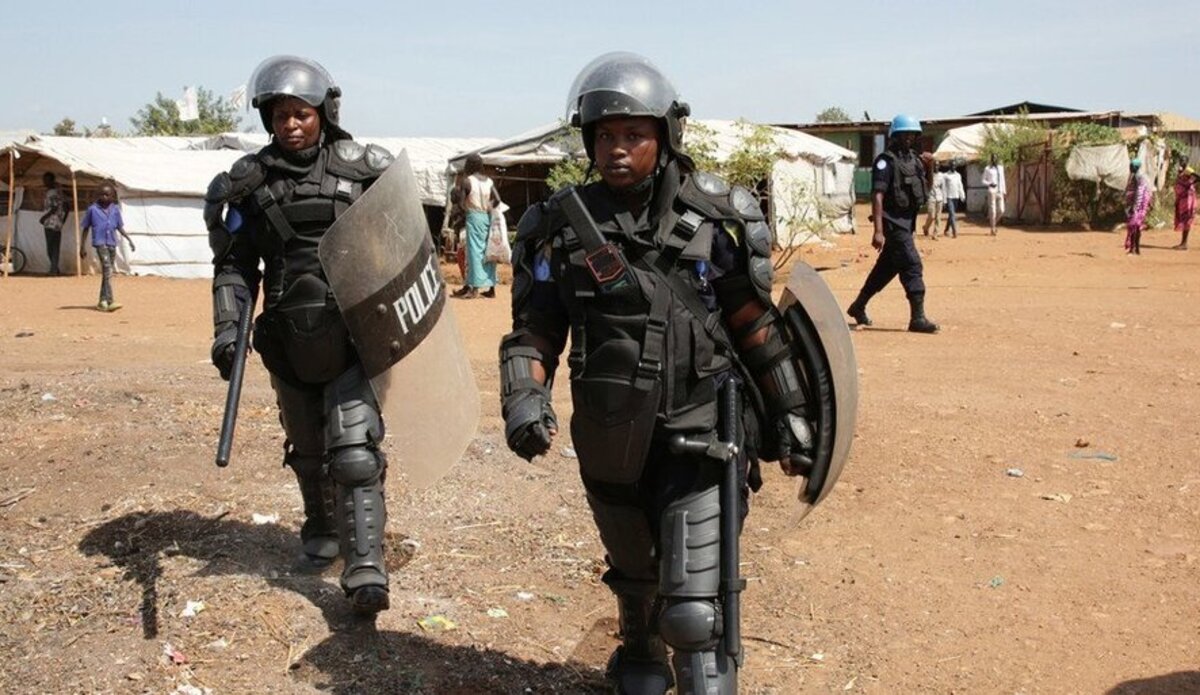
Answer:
[{"left": 558, "top": 188, "right": 632, "bottom": 294}]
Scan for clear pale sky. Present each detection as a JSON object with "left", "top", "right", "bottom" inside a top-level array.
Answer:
[{"left": 4, "top": 0, "right": 1196, "bottom": 138}]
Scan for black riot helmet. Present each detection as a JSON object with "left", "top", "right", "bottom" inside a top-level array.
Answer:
[
  {"left": 248, "top": 55, "right": 351, "bottom": 142},
  {"left": 565, "top": 52, "right": 692, "bottom": 167}
]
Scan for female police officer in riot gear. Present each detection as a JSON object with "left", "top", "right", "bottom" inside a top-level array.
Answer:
[
  {"left": 204, "top": 55, "right": 395, "bottom": 615},
  {"left": 499, "top": 52, "right": 850, "bottom": 695},
  {"left": 846, "top": 114, "right": 939, "bottom": 333}
]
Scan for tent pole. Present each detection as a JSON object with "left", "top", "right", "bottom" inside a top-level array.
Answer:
[
  {"left": 4, "top": 150, "right": 14, "bottom": 278},
  {"left": 71, "top": 172, "right": 82, "bottom": 277}
]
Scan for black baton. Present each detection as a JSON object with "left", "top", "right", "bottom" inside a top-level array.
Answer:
[
  {"left": 719, "top": 378, "right": 745, "bottom": 662},
  {"left": 215, "top": 300, "right": 254, "bottom": 468}
]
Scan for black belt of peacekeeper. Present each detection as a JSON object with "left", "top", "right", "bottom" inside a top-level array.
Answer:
[{"left": 558, "top": 188, "right": 728, "bottom": 398}]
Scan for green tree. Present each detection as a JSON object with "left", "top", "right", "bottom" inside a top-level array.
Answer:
[
  {"left": 51, "top": 118, "right": 81, "bottom": 136},
  {"left": 129, "top": 87, "right": 240, "bottom": 136},
  {"left": 815, "top": 106, "right": 852, "bottom": 123}
]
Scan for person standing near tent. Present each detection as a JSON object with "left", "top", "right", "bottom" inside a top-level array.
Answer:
[
  {"left": 79, "top": 184, "right": 136, "bottom": 311},
  {"left": 452, "top": 153, "right": 501, "bottom": 299},
  {"left": 202, "top": 55, "right": 399, "bottom": 615},
  {"left": 846, "top": 114, "right": 939, "bottom": 333},
  {"left": 39, "top": 173, "right": 69, "bottom": 275},
  {"left": 981, "top": 154, "right": 1006, "bottom": 235},
  {"left": 943, "top": 162, "right": 965, "bottom": 239},
  {"left": 1124, "top": 157, "right": 1152, "bottom": 255},
  {"left": 1172, "top": 163, "right": 1195, "bottom": 250},
  {"left": 501, "top": 52, "right": 855, "bottom": 694},
  {"left": 921, "top": 163, "right": 947, "bottom": 238}
]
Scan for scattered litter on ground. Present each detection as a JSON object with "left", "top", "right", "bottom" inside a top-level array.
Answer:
[
  {"left": 15, "top": 331, "right": 34, "bottom": 338},
  {"left": 40, "top": 393, "right": 56, "bottom": 402},
  {"left": 180, "top": 600, "right": 206, "bottom": 618},
  {"left": 1069, "top": 451, "right": 1117, "bottom": 462},
  {"left": 1110, "top": 322, "right": 1126, "bottom": 329},
  {"left": 561, "top": 446, "right": 577, "bottom": 459},
  {"left": 809, "top": 652, "right": 825, "bottom": 661},
  {"left": 1074, "top": 438, "right": 1090, "bottom": 448},
  {"left": 251, "top": 513, "right": 279, "bottom": 525},
  {"left": 515, "top": 591, "right": 536, "bottom": 601},
  {"left": 417, "top": 615, "right": 456, "bottom": 631},
  {"left": 486, "top": 607, "right": 509, "bottom": 619},
  {"left": 1040, "top": 493, "right": 1073, "bottom": 503},
  {"left": 170, "top": 685, "right": 212, "bottom": 695},
  {"left": 162, "top": 642, "right": 188, "bottom": 665},
  {"left": 989, "top": 576, "right": 1005, "bottom": 589},
  {"left": 1005, "top": 468, "right": 1024, "bottom": 478}
]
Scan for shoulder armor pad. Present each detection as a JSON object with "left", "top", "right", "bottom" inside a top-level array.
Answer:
[
  {"left": 327, "top": 140, "right": 394, "bottom": 180},
  {"left": 693, "top": 171, "right": 730, "bottom": 196},
  {"left": 678, "top": 173, "right": 766, "bottom": 223},
  {"left": 207, "top": 155, "right": 264, "bottom": 216},
  {"left": 517, "top": 201, "right": 554, "bottom": 243},
  {"left": 364, "top": 144, "right": 394, "bottom": 172},
  {"left": 730, "top": 186, "right": 764, "bottom": 221},
  {"left": 227, "top": 153, "right": 266, "bottom": 199},
  {"left": 333, "top": 139, "right": 366, "bottom": 162},
  {"left": 745, "top": 219, "right": 772, "bottom": 257}
]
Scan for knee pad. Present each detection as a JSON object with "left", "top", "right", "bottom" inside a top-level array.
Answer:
[
  {"left": 658, "top": 598, "right": 720, "bottom": 652},
  {"left": 328, "top": 446, "right": 384, "bottom": 488}
]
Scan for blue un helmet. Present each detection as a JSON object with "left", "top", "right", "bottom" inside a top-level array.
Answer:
[{"left": 888, "top": 114, "right": 922, "bottom": 137}]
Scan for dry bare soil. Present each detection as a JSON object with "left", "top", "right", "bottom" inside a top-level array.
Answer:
[{"left": 0, "top": 214, "right": 1197, "bottom": 694}]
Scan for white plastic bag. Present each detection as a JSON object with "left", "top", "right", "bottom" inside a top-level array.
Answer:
[{"left": 485, "top": 202, "right": 512, "bottom": 264}]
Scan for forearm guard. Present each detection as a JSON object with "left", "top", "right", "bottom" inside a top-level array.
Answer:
[
  {"left": 213, "top": 274, "right": 251, "bottom": 337},
  {"left": 740, "top": 318, "right": 806, "bottom": 416},
  {"left": 500, "top": 337, "right": 555, "bottom": 404}
]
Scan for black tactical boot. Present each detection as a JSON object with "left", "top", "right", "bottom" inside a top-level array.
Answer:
[
  {"left": 605, "top": 574, "right": 673, "bottom": 695},
  {"left": 288, "top": 452, "right": 339, "bottom": 566},
  {"left": 907, "top": 294, "right": 939, "bottom": 334},
  {"left": 847, "top": 294, "right": 872, "bottom": 327},
  {"left": 336, "top": 480, "right": 390, "bottom": 616}
]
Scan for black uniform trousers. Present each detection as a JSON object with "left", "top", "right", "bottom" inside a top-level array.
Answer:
[{"left": 860, "top": 218, "right": 925, "bottom": 299}]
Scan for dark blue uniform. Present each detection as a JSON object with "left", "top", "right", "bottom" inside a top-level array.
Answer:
[{"left": 859, "top": 149, "right": 926, "bottom": 298}]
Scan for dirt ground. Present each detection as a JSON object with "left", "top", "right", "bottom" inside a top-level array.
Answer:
[{"left": 0, "top": 210, "right": 1197, "bottom": 695}]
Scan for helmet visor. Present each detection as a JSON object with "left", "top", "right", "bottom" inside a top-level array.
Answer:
[
  {"left": 564, "top": 51, "right": 679, "bottom": 125},
  {"left": 249, "top": 55, "right": 338, "bottom": 110}
]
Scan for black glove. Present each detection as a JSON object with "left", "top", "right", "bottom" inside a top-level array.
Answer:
[
  {"left": 503, "top": 388, "right": 557, "bottom": 461},
  {"left": 211, "top": 323, "right": 238, "bottom": 381},
  {"left": 769, "top": 412, "right": 815, "bottom": 477}
]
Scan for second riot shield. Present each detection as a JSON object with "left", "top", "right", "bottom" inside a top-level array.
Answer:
[
  {"left": 319, "top": 151, "right": 480, "bottom": 489},
  {"left": 776, "top": 262, "right": 859, "bottom": 520}
]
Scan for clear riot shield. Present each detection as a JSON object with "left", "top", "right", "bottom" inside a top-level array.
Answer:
[
  {"left": 319, "top": 151, "right": 480, "bottom": 489},
  {"left": 777, "top": 262, "right": 859, "bottom": 519}
]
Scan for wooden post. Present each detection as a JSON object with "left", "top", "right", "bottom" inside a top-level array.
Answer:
[
  {"left": 4, "top": 150, "right": 15, "bottom": 278},
  {"left": 71, "top": 172, "right": 82, "bottom": 277}
]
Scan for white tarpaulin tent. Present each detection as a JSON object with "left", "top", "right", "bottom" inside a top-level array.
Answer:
[
  {"left": 1, "top": 136, "right": 247, "bottom": 278},
  {"left": 933, "top": 123, "right": 1018, "bottom": 217},
  {"left": 451, "top": 119, "right": 857, "bottom": 244},
  {"left": 2, "top": 133, "right": 498, "bottom": 278}
]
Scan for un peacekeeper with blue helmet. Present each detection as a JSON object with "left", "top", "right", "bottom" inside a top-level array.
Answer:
[{"left": 846, "top": 114, "right": 939, "bottom": 333}]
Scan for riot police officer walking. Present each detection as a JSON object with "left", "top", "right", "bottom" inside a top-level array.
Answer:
[
  {"left": 204, "top": 56, "right": 397, "bottom": 615},
  {"left": 846, "top": 114, "right": 939, "bottom": 333},
  {"left": 500, "top": 53, "right": 856, "bottom": 694}
]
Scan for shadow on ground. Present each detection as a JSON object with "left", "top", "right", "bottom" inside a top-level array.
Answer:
[
  {"left": 79, "top": 509, "right": 411, "bottom": 638},
  {"left": 1107, "top": 671, "right": 1200, "bottom": 695},
  {"left": 293, "top": 622, "right": 607, "bottom": 694}
]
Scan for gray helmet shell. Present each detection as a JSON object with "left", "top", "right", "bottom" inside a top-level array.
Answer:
[
  {"left": 565, "top": 52, "right": 690, "bottom": 162},
  {"left": 249, "top": 55, "right": 349, "bottom": 141}
]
